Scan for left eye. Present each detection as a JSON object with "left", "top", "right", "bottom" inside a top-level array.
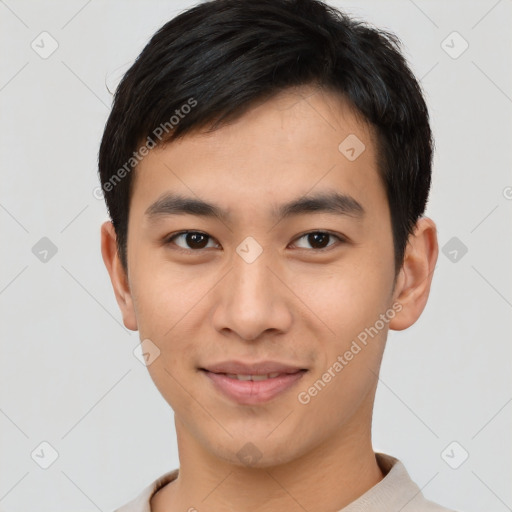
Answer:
[{"left": 292, "top": 231, "right": 344, "bottom": 251}]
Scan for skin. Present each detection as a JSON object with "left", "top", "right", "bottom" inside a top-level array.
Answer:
[{"left": 101, "top": 85, "right": 438, "bottom": 512}]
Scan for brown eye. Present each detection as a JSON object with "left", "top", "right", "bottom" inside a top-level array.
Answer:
[
  {"left": 292, "top": 231, "right": 345, "bottom": 251},
  {"left": 166, "top": 231, "right": 218, "bottom": 251}
]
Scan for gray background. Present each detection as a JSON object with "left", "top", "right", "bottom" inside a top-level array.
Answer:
[{"left": 0, "top": 0, "right": 511, "bottom": 510}]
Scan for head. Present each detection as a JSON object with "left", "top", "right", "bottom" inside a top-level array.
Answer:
[{"left": 100, "top": 0, "right": 438, "bottom": 469}]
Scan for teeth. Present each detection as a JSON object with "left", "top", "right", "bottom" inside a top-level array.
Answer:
[{"left": 224, "top": 373, "right": 282, "bottom": 381}]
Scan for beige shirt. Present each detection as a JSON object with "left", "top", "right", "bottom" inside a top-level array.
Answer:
[{"left": 114, "top": 453, "right": 457, "bottom": 512}]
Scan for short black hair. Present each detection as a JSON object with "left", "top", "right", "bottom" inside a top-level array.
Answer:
[{"left": 98, "top": 0, "right": 433, "bottom": 278}]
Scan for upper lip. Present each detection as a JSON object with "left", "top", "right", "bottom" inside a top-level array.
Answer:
[{"left": 201, "top": 360, "right": 307, "bottom": 375}]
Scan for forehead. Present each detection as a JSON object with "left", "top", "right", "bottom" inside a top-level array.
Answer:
[{"left": 129, "top": 85, "right": 386, "bottom": 225}]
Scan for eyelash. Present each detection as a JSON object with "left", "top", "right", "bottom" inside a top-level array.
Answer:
[{"left": 163, "top": 230, "right": 347, "bottom": 254}]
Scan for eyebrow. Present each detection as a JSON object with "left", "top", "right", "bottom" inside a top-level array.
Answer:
[{"left": 144, "top": 190, "right": 365, "bottom": 224}]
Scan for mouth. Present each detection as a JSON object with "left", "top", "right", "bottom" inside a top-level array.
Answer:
[
  {"left": 199, "top": 364, "right": 308, "bottom": 405},
  {"left": 209, "top": 371, "right": 300, "bottom": 381},
  {"left": 200, "top": 360, "right": 308, "bottom": 376}
]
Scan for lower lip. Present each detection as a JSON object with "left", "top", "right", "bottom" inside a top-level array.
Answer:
[{"left": 202, "top": 370, "right": 307, "bottom": 405}]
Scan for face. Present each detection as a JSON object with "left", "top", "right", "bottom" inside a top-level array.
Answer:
[{"left": 102, "top": 85, "right": 432, "bottom": 469}]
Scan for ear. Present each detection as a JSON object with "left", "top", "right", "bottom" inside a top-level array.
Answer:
[
  {"left": 388, "top": 216, "right": 439, "bottom": 331},
  {"left": 100, "top": 220, "right": 138, "bottom": 331}
]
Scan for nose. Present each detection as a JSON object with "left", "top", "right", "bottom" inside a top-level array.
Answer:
[{"left": 211, "top": 249, "right": 293, "bottom": 341}]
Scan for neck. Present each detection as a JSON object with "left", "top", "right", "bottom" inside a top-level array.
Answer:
[{"left": 151, "top": 413, "right": 383, "bottom": 512}]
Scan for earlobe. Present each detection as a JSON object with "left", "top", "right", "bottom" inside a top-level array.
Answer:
[
  {"left": 100, "top": 221, "right": 138, "bottom": 331},
  {"left": 388, "top": 217, "right": 439, "bottom": 331}
]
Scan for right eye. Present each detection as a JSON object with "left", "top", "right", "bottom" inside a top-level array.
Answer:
[{"left": 164, "top": 231, "right": 221, "bottom": 252}]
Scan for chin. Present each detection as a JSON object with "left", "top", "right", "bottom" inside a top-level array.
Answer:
[{"left": 206, "top": 435, "right": 304, "bottom": 470}]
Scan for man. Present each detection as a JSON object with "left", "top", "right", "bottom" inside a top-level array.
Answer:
[{"left": 99, "top": 0, "right": 454, "bottom": 510}]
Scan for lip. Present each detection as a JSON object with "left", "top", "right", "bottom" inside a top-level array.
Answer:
[
  {"left": 202, "top": 370, "right": 307, "bottom": 405},
  {"left": 201, "top": 360, "right": 306, "bottom": 375}
]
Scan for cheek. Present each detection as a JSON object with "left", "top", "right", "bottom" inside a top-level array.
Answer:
[
  {"left": 296, "top": 255, "right": 391, "bottom": 336},
  {"left": 130, "top": 264, "right": 209, "bottom": 398},
  {"left": 133, "top": 270, "right": 197, "bottom": 407},
  {"left": 130, "top": 259, "right": 204, "bottom": 338}
]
